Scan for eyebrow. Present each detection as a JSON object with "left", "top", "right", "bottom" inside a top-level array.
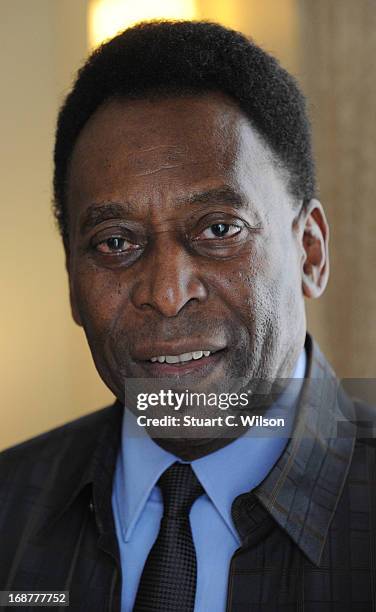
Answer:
[
  {"left": 79, "top": 202, "right": 135, "bottom": 235},
  {"left": 79, "top": 186, "right": 249, "bottom": 235}
]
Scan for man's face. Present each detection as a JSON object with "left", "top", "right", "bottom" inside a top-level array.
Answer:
[{"left": 65, "top": 93, "right": 315, "bottom": 454}]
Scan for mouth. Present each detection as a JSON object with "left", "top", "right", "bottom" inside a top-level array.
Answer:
[{"left": 135, "top": 344, "right": 227, "bottom": 377}]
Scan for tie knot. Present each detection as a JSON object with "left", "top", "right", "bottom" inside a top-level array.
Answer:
[{"left": 158, "top": 462, "right": 204, "bottom": 517}]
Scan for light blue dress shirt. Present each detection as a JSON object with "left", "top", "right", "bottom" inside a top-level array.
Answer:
[{"left": 112, "top": 349, "right": 306, "bottom": 611}]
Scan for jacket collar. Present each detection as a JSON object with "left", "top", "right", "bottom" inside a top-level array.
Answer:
[
  {"left": 34, "top": 401, "right": 124, "bottom": 544},
  {"left": 232, "top": 333, "right": 356, "bottom": 566}
]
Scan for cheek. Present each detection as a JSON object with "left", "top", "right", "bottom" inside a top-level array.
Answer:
[
  {"left": 71, "top": 266, "right": 128, "bottom": 338},
  {"left": 227, "top": 241, "right": 283, "bottom": 320},
  {"left": 221, "top": 234, "right": 300, "bottom": 332}
]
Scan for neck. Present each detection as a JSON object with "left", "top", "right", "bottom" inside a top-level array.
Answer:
[{"left": 151, "top": 434, "right": 243, "bottom": 461}]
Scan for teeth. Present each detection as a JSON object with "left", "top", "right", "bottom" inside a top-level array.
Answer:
[
  {"left": 150, "top": 350, "right": 212, "bottom": 363},
  {"left": 165, "top": 355, "right": 180, "bottom": 364}
]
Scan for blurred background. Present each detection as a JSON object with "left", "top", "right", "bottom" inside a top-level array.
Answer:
[{"left": 1, "top": 0, "right": 375, "bottom": 449}]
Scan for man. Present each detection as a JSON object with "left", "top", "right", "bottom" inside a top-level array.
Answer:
[{"left": 0, "top": 20, "right": 375, "bottom": 612}]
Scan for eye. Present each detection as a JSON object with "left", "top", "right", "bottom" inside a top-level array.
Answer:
[
  {"left": 95, "top": 236, "right": 139, "bottom": 254},
  {"left": 198, "top": 223, "right": 242, "bottom": 240}
]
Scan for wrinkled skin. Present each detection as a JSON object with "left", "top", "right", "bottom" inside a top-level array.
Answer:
[{"left": 65, "top": 92, "right": 329, "bottom": 459}]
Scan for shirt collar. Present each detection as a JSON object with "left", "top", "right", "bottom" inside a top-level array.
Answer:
[
  {"left": 118, "top": 348, "right": 306, "bottom": 543},
  {"left": 120, "top": 409, "right": 176, "bottom": 541}
]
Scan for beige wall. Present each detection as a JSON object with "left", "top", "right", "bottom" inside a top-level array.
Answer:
[
  {"left": 0, "top": 0, "right": 113, "bottom": 450},
  {"left": 298, "top": 0, "right": 376, "bottom": 380}
]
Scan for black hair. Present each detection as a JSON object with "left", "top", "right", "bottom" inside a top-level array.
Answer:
[{"left": 53, "top": 20, "right": 316, "bottom": 244}]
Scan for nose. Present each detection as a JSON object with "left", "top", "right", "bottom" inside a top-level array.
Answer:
[{"left": 130, "top": 238, "right": 208, "bottom": 317}]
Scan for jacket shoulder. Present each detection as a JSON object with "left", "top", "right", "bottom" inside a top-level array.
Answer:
[{"left": 0, "top": 401, "right": 120, "bottom": 468}]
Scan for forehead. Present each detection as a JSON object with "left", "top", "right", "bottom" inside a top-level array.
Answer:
[
  {"left": 70, "top": 92, "right": 246, "bottom": 167},
  {"left": 66, "top": 92, "right": 286, "bottom": 221}
]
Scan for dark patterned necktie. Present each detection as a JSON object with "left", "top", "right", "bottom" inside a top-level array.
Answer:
[{"left": 133, "top": 462, "right": 204, "bottom": 612}]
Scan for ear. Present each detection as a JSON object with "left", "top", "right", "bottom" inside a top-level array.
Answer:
[
  {"left": 64, "top": 246, "right": 83, "bottom": 327},
  {"left": 300, "top": 198, "right": 330, "bottom": 299}
]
